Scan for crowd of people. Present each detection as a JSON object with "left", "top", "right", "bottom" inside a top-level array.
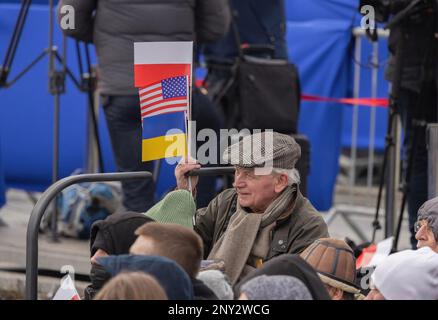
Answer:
[{"left": 52, "top": 0, "right": 438, "bottom": 301}]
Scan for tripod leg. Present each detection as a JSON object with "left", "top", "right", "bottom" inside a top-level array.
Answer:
[
  {"left": 1, "top": 0, "right": 32, "bottom": 85},
  {"left": 86, "top": 87, "right": 105, "bottom": 173},
  {"left": 83, "top": 44, "right": 104, "bottom": 173},
  {"left": 372, "top": 104, "right": 396, "bottom": 242},
  {"left": 393, "top": 123, "right": 418, "bottom": 250}
]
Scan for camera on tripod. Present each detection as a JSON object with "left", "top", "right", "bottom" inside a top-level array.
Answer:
[{"left": 358, "top": 0, "right": 437, "bottom": 250}]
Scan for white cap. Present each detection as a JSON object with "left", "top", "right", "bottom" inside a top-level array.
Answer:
[{"left": 371, "top": 247, "right": 438, "bottom": 300}]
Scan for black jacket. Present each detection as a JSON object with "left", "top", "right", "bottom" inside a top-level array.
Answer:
[
  {"left": 57, "top": 0, "right": 231, "bottom": 95},
  {"left": 385, "top": 5, "right": 437, "bottom": 93}
]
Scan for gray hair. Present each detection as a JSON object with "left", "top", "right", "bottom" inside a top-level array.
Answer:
[
  {"left": 272, "top": 168, "right": 301, "bottom": 186},
  {"left": 416, "top": 197, "right": 438, "bottom": 240},
  {"left": 417, "top": 211, "right": 438, "bottom": 240}
]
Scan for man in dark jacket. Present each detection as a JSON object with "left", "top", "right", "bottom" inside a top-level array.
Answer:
[
  {"left": 176, "top": 131, "right": 329, "bottom": 285},
  {"left": 57, "top": 0, "right": 231, "bottom": 212},
  {"left": 85, "top": 212, "right": 154, "bottom": 299},
  {"left": 382, "top": 1, "right": 437, "bottom": 247}
]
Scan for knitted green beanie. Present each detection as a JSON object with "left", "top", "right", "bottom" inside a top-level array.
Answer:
[{"left": 144, "top": 190, "right": 195, "bottom": 229}]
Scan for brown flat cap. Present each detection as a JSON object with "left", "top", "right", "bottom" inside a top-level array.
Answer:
[
  {"left": 300, "top": 238, "right": 360, "bottom": 294},
  {"left": 223, "top": 131, "right": 301, "bottom": 169}
]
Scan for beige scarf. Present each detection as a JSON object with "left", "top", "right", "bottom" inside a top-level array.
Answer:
[{"left": 207, "top": 185, "right": 297, "bottom": 285}]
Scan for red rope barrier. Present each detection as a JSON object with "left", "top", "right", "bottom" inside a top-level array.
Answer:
[{"left": 301, "top": 94, "right": 389, "bottom": 108}]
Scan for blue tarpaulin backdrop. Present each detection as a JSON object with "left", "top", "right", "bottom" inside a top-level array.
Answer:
[{"left": 0, "top": 0, "right": 389, "bottom": 210}]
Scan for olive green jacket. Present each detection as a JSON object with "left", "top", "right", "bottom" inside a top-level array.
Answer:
[{"left": 194, "top": 188, "right": 329, "bottom": 260}]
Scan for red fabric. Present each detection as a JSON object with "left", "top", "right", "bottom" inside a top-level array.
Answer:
[
  {"left": 302, "top": 94, "right": 389, "bottom": 108},
  {"left": 356, "top": 244, "right": 377, "bottom": 269},
  {"left": 134, "top": 64, "right": 191, "bottom": 88}
]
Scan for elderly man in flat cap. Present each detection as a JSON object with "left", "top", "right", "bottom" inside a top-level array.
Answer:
[{"left": 175, "top": 131, "right": 329, "bottom": 285}]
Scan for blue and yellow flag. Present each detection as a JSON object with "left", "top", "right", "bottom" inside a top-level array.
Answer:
[{"left": 142, "top": 112, "right": 187, "bottom": 162}]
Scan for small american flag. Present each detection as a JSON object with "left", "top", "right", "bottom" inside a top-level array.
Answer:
[{"left": 139, "top": 76, "right": 189, "bottom": 120}]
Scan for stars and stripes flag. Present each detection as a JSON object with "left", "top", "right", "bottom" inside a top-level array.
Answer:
[
  {"left": 139, "top": 75, "right": 189, "bottom": 120},
  {"left": 134, "top": 42, "right": 193, "bottom": 162}
]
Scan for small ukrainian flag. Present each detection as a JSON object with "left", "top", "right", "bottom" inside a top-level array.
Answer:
[{"left": 142, "top": 112, "right": 187, "bottom": 162}]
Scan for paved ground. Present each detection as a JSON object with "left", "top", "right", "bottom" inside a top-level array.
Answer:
[{"left": 0, "top": 177, "right": 413, "bottom": 299}]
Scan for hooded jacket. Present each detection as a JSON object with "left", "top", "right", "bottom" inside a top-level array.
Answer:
[
  {"left": 90, "top": 212, "right": 154, "bottom": 256},
  {"left": 84, "top": 212, "right": 154, "bottom": 299},
  {"left": 98, "top": 254, "right": 194, "bottom": 300}
]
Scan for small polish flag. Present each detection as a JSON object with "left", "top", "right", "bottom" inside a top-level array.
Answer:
[
  {"left": 52, "top": 274, "right": 81, "bottom": 300},
  {"left": 356, "top": 237, "right": 393, "bottom": 269}
]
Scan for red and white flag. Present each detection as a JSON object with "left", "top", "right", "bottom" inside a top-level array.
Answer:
[
  {"left": 134, "top": 41, "right": 192, "bottom": 91},
  {"left": 52, "top": 275, "right": 80, "bottom": 300},
  {"left": 356, "top": 237, "right": 393, "bottom": 269}
]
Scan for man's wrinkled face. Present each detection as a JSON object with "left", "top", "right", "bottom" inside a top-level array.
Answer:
[
  {"left": 233, "top": 167, "right": 287, "bottom": 213},
  {"left": 415, "top": 219, "right": 438, "bottom": 252}
]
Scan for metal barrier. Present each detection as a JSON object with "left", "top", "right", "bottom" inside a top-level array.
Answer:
[
  {"left": 25, "top": 171, "right": 152, "bottom": 300},
  {"left": 327, "top": 27, "right": 395, "bottom": 242},
  {"left": 349, "top": 27, "right": 390, "bottom": 188},
  {"left": 25, "top": 167, "right": 236, "bottom": 300}
]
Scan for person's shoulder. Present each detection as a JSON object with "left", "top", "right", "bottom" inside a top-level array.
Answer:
[
  {"left": 293, "top": 193, "right": 325, "bottom": 224},
  {"left": 206, "top": 188, "right": 236, "bottom": 206},
  {"left": 197, "top": 189, "right": 236, "bottom": 216}
]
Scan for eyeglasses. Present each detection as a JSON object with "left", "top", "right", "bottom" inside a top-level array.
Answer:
[{"left": 414, "top": 220, "right": 429, "bottom": 233}]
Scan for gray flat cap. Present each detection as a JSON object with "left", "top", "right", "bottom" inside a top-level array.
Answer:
[{"left": 222, "top": 131, "right": 301, "bottom": 169}]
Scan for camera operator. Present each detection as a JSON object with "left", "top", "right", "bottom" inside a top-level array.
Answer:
[{"left": 361, "top": 0, "right": 437, "bottom": 247}]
